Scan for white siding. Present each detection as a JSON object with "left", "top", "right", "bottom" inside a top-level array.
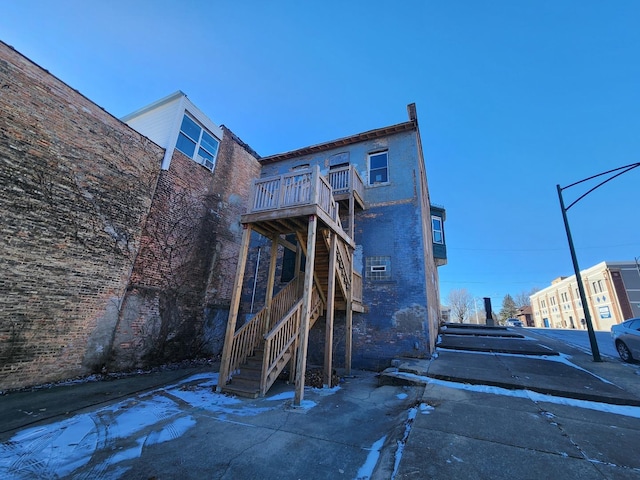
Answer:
[{"left": 124, "top": 98, "right": 182, "bottom": 148}]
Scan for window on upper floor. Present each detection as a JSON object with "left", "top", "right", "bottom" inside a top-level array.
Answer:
[
  {"left": 175, "top": 113, "right": 220, "bottom": 171},
  {"left": 432, "top": 216, "right": 444, "bottom": 244},
  {"left": 368, "top": 151, "right": 388, "bottom": 185},
  {"left": 366, "top": 256, "right": 391, "bottom": 281}
]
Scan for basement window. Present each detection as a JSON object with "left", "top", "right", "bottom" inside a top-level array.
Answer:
[
  {"left": 176, "top": 113, "right": 220, "bottom": 171},
  {"left": 366, "top": 256, "right": 391, "bottom": 281}
]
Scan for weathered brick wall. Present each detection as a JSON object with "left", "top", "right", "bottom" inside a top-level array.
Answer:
[
  {"left": 110, "top": 126, "right": 261, "bottom": 369},
  {"left": 0, "top": 42, "right": 164, "bottom": 390}
]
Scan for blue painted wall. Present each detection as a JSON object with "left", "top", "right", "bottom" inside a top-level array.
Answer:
[{"left": 257, "top": 128, "right": 439, "bottom": 369}]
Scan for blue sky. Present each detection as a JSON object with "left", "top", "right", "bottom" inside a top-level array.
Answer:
[{"left": 2, "top": 1, "right": 639, "bottom": 308}]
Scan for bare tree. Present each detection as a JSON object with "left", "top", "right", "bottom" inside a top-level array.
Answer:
[
  {"left": 514, "top": 288, "right": 539, "bottom": 308},
  {"left": 446, "top": 289, "right": 474, "bottom": 323}
]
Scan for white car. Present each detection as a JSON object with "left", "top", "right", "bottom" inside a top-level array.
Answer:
[
  {"left": 611, "top": 318, "right": 640, "bottom": 362},
  {"left": 505, "top": 318, "right": 524, "bottom": 327}
]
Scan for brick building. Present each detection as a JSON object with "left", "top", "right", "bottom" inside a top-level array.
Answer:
[
  {"left": 113, "top": 93, "right": 261, "bottom": 369},
  {"left": 530, "top": 261, "right": 640, "bottom": 330},
  {"left": 0, "top": 43, "right": 259, "bottom": 390},
  {"left": 1, "top": 41, "right": 445, "bottom": 392},
  {"left": 0, "top": 41, "right": 164, "bottom": 389},
  {"left": 217, "top": 104, "right": 447, "bottom": 399}
]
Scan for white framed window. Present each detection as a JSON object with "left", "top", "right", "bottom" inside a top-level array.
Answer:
[
  {"left": 175, "top": 113, "right": 220, "bottom": 171},
  {"left": 432, "top": 216, "right": 444, "bottom": 244},
  {"left": 368, "top": 151, "right": 388, "bottom": 185},
  {"left": 366, "top": 256, "right": 391, "bottom": 281}
]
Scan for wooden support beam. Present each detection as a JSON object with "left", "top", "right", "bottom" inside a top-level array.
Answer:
[
  {"left": 349, "top": 195, "right": 355, "bottom": 240},
  {"left": 323, "top": 232, "right": 337, "bottom": 387},
  {"left": 345, "top": 244, "right": 353, "bottom": 375},
  {"left": 217, "top": 225, "right": 252, "bottom": 391},
  {"left": 263, "top": 235, "right": 279, "bottom": 334},
  {"left": 294, "top": 215, "right": 317, "bottom": 406},
  {"left": 295, "top": 230, "right": 327, "bottom": 307}
]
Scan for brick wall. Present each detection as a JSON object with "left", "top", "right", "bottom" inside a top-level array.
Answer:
[
  {"left": 109, "top": 126, "right": 261, "bottom": 369},
  {"left": 0, "top": 42, "right": 164, "bottom": 390}
]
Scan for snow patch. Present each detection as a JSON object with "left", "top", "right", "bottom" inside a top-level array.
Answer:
[
  {"left": 355, "top": 435, "right": 386, "bottom": 480},
  {"left": 394, "top": 372, "right": 640, "bottom": 419}
]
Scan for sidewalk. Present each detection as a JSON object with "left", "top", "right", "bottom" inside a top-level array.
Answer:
[{"left": 385, "top": 325, "right": 640, "bottom": 479}]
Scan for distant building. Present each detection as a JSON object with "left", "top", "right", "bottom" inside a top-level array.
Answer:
[
  {"left": 516, "top": 306, "right": 533, "bottom": 327},
  {"left": 530, "top": 261, "right": 640, "bottom": 330}
]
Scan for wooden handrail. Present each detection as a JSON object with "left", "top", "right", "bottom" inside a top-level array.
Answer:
[
  {"left": 220, "top": 277, "right": 302, "bottom": 385},
  {"left": 352, "top": 272, "right": 363, "bottom": 304},
  {"left": 260, "top": 286, "right": 323, "bottom": 396}
]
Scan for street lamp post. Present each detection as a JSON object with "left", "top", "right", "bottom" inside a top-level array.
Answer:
[{"left": 557, "top": 162, "right": 640, "bottom": 362}]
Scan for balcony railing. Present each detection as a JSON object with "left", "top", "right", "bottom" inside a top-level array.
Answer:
[
  {"left": 327, "top": 165, "right": 364, "bottom": 201},
  {"left": 250, "top": 165, "right": 339, "bottom": 223}
]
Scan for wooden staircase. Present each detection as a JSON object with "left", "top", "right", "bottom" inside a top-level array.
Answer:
[
  {"left": 218, "top": 165, "right": 364, "bottom": 402},
  {"left": 220, "top": 280, "right": 324, "bottom": 398}
]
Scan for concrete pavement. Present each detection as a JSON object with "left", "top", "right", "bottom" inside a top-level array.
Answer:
[
  {"left": 386, "top": 324, "right": 640, "bottom": 479},
  {"left": 1, "top": 325, "right": 640, "bottom": 479}
]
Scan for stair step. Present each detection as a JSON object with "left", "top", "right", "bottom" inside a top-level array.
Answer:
[
  {"left": 236, "top": 366, "right": 262, "bottom": 378},
  {"left": 244, "top": 358, "right": 263, "bottom": 368},
  {"left": 230, "top": 375, "right": 261, "bottom": 389},
  {"left": 221, "top": 383, "right": 260, "bottom": 399}
]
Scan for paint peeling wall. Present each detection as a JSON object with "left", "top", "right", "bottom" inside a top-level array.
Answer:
[{"left": 258, "top": 128, "right": 440, "bottom": 369}]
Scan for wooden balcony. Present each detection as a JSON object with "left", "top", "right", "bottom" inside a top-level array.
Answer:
[
  {"left": 242, "top": 165, "right": 354, "bottom": 247},
  {"left": 326, "top": 165, "right": 365, "bottom": 210}
]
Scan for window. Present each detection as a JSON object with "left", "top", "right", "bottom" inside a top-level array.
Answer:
[
  {"left": 432, "top": 216, "right": 444, "bottom": 244},
  {"left": 368, "top": 151, "right": 388, "bottom": 185},
  {"left": 366, "top": 256, "right": 391, "bottom": 281},
  {"left": 175, "top": 114, "right": 220, "bottom": 171}
]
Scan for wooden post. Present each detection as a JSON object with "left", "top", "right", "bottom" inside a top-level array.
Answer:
[
  {"left": 217, "top": 224, "right": 252, "bottom": 392},
  {"left": 345, "top": 247, "right": 353, "bottom": 375},
  {"left": 289, "top": 242, "right": 303, "bottom": 384},
  {"left": 264, "top": 235, "right": 279, "bottom": 334},
  {"left": 323, "top": 232, "right": 337, "bottom": 388},
  {"left": 349, "top": 194, "right": 355, "bottom": 240},
  {"left": 294, "top": 215, "right": 317, "bottom": 406}
]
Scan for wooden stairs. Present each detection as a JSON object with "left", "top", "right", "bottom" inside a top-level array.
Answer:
[{"left": 220, "top": 281, "right": 324, "bottom": 398}]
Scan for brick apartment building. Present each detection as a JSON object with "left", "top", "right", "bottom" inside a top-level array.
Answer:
[{"left": 0, "top": 41, "right": 446, "bottom": 391}]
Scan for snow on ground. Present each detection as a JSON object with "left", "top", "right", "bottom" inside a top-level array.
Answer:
[
  {"left": 355, "top": 435, "right": 386, "bottom": 480},
  {"left": 394, "top": 371, "right": 640, "bottom": 419},
  {"left": 0, "top": 372, "right": 327, "bottom": 479},
  {"left": 437, "top": 346, "right": 618, "bottom": 385}
]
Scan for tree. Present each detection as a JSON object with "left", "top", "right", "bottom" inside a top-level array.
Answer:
[
  {"left": 514, "top": 288, "right": 539, "bottom": 308},
  {"left": 499, "top": 294, "right": 519, "bottom": 322},
  {"left": 447, "top": 289, "right": 474, "bottom": 323}
]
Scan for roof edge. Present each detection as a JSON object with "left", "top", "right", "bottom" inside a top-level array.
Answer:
[
  {"left": 260, "top": 120, "right": 417, "bottom": 164},
  {"left": 120, "top": 90, "right": 186, "bottom": 122}
]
